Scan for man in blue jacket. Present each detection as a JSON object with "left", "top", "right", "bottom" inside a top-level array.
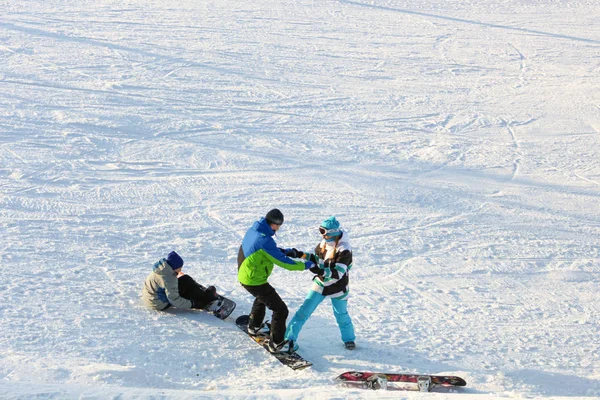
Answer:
[{"left": 237, "top": 209, "right": 314, "bottom": 353}]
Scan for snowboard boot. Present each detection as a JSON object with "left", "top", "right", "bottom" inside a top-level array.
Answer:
[
  {"left": 267, "top": 339, "right": 298, "bottom": 354},
  {"left": 205, "top": 285, "right": 217, "bottom": 298},
  {"left": 281, "top": 339, "right": 299, "bottom": 353},
  {"left": 248, "top": 321, "right": 271, "bottom": 337},
  {"left": 344, "top": 341, "right": 356, "bottom": 350}
]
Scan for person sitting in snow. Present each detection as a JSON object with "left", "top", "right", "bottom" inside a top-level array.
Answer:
[
  {"left": 142, "top": 251, "right": 221, "bottom": 312},
  {"left": 284, "top": 216, "right": 356, "bottom": 351}
]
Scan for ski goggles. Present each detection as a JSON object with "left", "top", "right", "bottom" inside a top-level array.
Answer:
[{"left": 319, "top": 227, "right": 339, "bottom": 235}]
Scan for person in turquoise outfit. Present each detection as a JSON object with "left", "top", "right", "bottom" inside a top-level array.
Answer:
[{"left": 284, "top": 216, "right": 356, "bottom": 351}]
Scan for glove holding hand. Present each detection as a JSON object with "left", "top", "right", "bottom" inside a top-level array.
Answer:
[
  {"left": 305, "top": 253, "right": 319, "bottom": 264},
  {"left": 284, "top": 248, "right": 304, "bottom": 258},
  {"left": 304, "top": 261, "right": 315, "bottom": 270},
  {"left": 284, "top": 248, "right": 297, "bottom": 258}
]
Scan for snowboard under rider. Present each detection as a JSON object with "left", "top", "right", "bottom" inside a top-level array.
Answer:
[
  {"left": 284, "top": 216, "right": 356, "bottom": 351},
  {"left": 142, "top": 251, "right": 221, "bottom": 312},
  {"left": 237, "top": 208, "right": 315, "bottom": 353}
]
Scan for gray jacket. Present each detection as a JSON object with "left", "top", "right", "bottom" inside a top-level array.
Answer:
[{"left": 141, "top": 259, "right": 193, "bottom": 310}]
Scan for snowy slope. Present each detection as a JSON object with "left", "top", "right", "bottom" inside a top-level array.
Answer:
[{"left": 1, "top": 0, "right": 599, "bottom": 398}]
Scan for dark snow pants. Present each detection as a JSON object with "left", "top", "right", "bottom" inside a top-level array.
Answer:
[
  {"left": 242, "top": 282, "right": 289, "bottom": 344},
  {"left": 178, "top": 274, "right": 218, "bottom": 309}
]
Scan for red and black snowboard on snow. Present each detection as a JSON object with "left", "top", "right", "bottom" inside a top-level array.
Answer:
[{"left": 335, "top": 371, "right": 466, "bottom": 391}]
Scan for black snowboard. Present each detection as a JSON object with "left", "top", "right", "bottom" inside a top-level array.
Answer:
[
  {"left": 235, "top": 315, "right": 312, "bottom": 370},
  {"left": 196, "top": 283, "right": 236, "bottom": 320}
]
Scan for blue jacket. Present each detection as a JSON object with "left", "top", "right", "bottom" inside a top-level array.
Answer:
[{"left": 237, "top": 217, "right": 304, "bottom": 285}]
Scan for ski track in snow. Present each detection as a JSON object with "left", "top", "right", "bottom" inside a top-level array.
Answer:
[{"left": 1, "top": 0, "right": 599, "bottom": 398}]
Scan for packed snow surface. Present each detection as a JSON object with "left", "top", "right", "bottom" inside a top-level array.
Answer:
[{"left": 1, "top": 0, "right": 599, "bottom": 398}]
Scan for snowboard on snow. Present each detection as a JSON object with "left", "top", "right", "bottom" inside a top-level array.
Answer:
[
  {"left": 335, "top": 371, "right": 466, "bottom": 392},
  {"left": 196, "top": 283, "right": 236, "bottom": 320},
  {"left": 235, "top": 315, "right": 312, "bottom": 370}
]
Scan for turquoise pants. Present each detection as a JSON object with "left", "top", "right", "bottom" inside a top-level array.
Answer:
[{"left": 285, "top": 289, "right": 355, "bottom": 343}]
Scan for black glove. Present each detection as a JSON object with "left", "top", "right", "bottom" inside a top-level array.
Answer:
[
  {"left": 306, "top": 253, "right": 319, "bottom": 264},
  {"left": 284, "top": 248, "right": 304, "bottom": 258}
]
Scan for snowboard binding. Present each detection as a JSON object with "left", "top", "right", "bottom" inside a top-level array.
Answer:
[
  {"left": 417, "top": 375, "right": 432, "bottom": 392},
  {"left": 366, "top": 374, "right": 388, "bottom": 390}
]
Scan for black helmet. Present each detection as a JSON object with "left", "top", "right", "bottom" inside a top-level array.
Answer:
[{"left": 265, "top": 208, "right": 284, "bottom": 225}]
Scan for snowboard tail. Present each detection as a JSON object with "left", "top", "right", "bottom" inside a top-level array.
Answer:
[
  {"left": 235, "top": 315, "right": 312, "bottom": 370},
  {"left": 336, "top": 371, "right": 466, "bottom": 391},
  {"left": 196, "top": 283, "right": 236, "bottom": 320}
]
